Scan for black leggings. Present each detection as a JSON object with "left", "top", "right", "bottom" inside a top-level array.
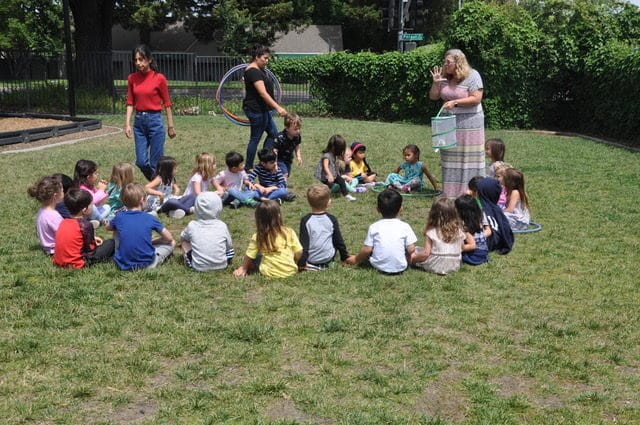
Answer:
[{"left": 321, "top": 176, "right": 349, "bottom": 196}]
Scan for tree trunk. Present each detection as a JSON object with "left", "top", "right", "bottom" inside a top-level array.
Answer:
[{"left": 69, "top": 0, "right": 115, "bottom": 92}]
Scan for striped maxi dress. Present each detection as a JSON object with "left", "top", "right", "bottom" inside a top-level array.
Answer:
[{"left": 437, "top": 69, "right": 486, "bottom": 198}]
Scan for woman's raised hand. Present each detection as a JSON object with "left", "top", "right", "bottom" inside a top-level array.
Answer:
[{"left": 430, "top": 66, "right": 447, "bottom": 83}]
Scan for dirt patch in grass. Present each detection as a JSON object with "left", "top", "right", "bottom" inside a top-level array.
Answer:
[
  {"left": 491, "top": 375, "right": 563, "bottom": 409},
  {"left": 263, "top": 398, "right": 334, "bottom": 424},
  {"left": 414, "top": 368, "right": 469, "bottom": 423},
  {"left": 110, "top": 398, "right": 159, "bottom": 424}
]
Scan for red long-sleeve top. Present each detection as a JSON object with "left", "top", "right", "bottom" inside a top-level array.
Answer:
[{"left": 126, "top": 70, "right": 172, "bottom": 112}]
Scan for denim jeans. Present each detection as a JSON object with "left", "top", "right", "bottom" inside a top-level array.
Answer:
[
  {"left": 249, "top": 187, "right": 289, "bottom": 201},
  {"left": 227, "top": 188, "right": 255, "bottom": 204},
  {"left": 244, "top": 108, "right": 279, "bottom": 170},
  {"left": 133, "top": 111, "right": 165, "bottom": 180}
]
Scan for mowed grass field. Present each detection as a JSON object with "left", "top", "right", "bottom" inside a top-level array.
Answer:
[{"left": 1, "top": 114, "right": 639, "bottom": 424}]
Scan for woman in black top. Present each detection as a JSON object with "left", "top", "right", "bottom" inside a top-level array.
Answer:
[{"left": 243, "top": 45, "right": 287, "bottom": 170}]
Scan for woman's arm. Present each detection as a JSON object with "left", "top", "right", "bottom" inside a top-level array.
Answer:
[
  {"left": 429, "top": 66, "right": 447, "bottom": 100},
  {"left": 124, "top": 105, "right": 134, "bottom": 138},
  {"left": 252, "top": 80, "right": 287, "bottom": 116},
  {"left": 165, "top": 106, "right": 176, "bottom": 138},
  {"left": 443, "top": 89, "right": 483, "bottom": 110}
]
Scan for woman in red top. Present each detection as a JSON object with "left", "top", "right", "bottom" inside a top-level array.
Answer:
[{"left": 124, "top": 45, "right": 176, "bottom": 181}]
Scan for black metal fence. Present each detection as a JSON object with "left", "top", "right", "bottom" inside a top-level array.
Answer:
[{"left": 0, "top": 51, "right": 312, "bottom": 115}]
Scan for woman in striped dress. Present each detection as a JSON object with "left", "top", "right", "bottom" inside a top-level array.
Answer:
[{"left": 429, "top": 49, "right": 485, "bottom": 198}]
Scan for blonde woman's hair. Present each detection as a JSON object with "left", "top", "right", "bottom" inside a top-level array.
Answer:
[
  {"left": 445, "top": 49, "right": 471, "bottom": 82},
  {"left": 425, "top": 197, "right": 463, "bottom": 243},
  {"left": 192, "top": 152, "right": 216, "bottom": 181},
  {"left": 255, "top": 200, "right": 289, "bottom": 253},
  {"left": 121, "top": 183, "right": 146, "bottom": 208},
  {"left": 109, "top": 162, "right": 135, "bottom": 189}
]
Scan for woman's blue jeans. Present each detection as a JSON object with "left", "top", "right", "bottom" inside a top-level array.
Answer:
[
  {"left": 244, "top": 108, "right": 279, "bottom": 170},
  {"left": 133, "top": 111, "right": 165, "bottom": 180}
]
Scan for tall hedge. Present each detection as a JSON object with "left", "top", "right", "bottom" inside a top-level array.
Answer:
[{"left": 272, "top": 0, "right": 640, "bottom": 144}]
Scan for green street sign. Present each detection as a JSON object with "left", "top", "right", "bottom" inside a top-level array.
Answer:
[{"left": 400, "top": 33, "right": 424, "bottom": 41}]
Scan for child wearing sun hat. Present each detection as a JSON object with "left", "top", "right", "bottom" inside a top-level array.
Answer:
[{"left": 345, "top": 141, "right": 378, "bottom": 191}]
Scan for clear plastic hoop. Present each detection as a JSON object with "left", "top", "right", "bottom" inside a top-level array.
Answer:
[{"left": 215, "top": 64, "right": 282, "bottom": 126}]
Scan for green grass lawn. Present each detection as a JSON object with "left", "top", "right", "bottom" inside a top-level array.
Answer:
[{"left": 1, "top": 115, "right": 639, "bottom": 424}]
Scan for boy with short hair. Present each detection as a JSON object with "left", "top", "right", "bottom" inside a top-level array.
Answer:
[
  {"left": 298, "top": 184, "right": 349, "bottom": 271},
  {"left": 53, "top": 188, "right": 115, "bottom": 268},
  {"left": 107, "top": 183, "right": 175, "bottom": 270},
  {"left": 346, "top": 189, "right": 417, "bottom": 274},
  {"left": 273, "top": 113, "right": 303, "bottom": 181},
  {"left": 213, "top": 151, "right": 258, "bottom": 208},
  {"left": 245, "top": 148, "right": 296, "bottom": 203},
  {"left": 180, "top": 192, "right": 235, "bottom": 271}
]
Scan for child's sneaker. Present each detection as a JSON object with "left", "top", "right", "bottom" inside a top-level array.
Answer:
[
  {"left": 284, "top": 193, "right": 297, "bottom": 202},
  {"left": 230, "top": 199, "right": 241, "bottom": 209},
  {"left": 345, "top": 194, "right": 357, "bottom": 201},
  {"left": 168, "top": 209, "right": 186, "bottom": 219},
  {"left": 148, "top": 210, "right": 158, "bottom": 217},
  {"left": 90, "top": 219, "right": 100, "bottom": 229},
  {"left": 400, "top": 185, "right": 412, "bottom": 193},
  {"left": 244, "top": 198, "right": 258, "bottom": 208},
  {"left": 364, "top": 182, "right": 377, "bottom": 188}
]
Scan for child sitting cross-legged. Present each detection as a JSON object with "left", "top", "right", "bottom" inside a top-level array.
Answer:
[
  {"left": 107, "top": 183, "right": 175, "bottom": 270},
  {"left": 213, "top": 151, "right": 258, "bottom": 208},
  {"left": 53, "top": 188, "right": 115, "bottom": 268},
  {"left": 180, "top": 192, "right": 235, "bottom": 272},
  {"left": 346, "top": 188, "right": 417, "bottom": 275},
  {"left": 298, "top": 184, "right": 349, "bottom": 271},
  {"left": 245, "top": 148, "right": 296, "bottom": 204}
]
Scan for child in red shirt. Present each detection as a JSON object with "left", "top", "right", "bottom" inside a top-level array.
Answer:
[{"left": 53, "top": 188, "right": 115, "bottom": 268}]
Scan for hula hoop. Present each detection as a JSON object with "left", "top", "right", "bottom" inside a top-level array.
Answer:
[
  {"left": 513, "top": 221, "right": 542, "bottom": 234},
  {"left": 215, "top": 63, "right": 282, "bottom": 126},
  {"left": 371, "top": 185, "right": 442, "bottom": 197}
]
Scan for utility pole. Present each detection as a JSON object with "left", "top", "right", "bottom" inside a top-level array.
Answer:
[{"left": 398, "top": 0, "right": 413, "bottom": 52}]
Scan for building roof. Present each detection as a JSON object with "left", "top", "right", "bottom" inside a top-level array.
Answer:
[{"left": 112, "top": 24, "right": 342, "bottom": 56}]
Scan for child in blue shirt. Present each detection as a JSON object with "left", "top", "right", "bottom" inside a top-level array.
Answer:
[{"left": 107, "top": 183, "right": 175, "bottom": 270}]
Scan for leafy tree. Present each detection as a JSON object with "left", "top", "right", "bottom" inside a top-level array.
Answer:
[
  {"left": 113, "top": 0, "right": 181, "bottom": 47},
  {"left": 184, "top": 0, "right": 313, "bottom": 56},
  {"left": 0, "top": 0, "right": 63, "bottom": 53},
  {"left": 0, "top": 0, "right": 63, "bottom": 79}
]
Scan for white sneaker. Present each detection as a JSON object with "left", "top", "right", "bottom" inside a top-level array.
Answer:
[
  {"left": 169, "top": 209, "right": 186, "bottom": 219},
  {"left": 90, "top": 219, "right": 100, "bottom": 229},
  {"left": 345, "top": 194, "right": 357, "bottom": 201},
  {"left": 148, "top": 210, "right": 158, "bottom": 217}
]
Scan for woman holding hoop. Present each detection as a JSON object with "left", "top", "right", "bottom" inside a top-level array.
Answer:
[
  {"left": 243, "top": 45, "right": 287, "bottom": 171},
  {"left": 429, "top": 49, "right": 485, "bottom": 198},
  {"left": 125, "top": 44, "right": 176, "bottom": 181}
]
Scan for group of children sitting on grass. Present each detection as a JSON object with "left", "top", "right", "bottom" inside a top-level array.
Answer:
[{"left": 27, "top": 108, "right": 530, "bottom": 277}]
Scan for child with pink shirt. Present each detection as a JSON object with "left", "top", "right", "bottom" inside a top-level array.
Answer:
[
  {"left": 73, "top": 159, "right": 111, "bottom": 223},
  {"left": 27, "top": 175, "right": 64, "bottom": 254}
]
